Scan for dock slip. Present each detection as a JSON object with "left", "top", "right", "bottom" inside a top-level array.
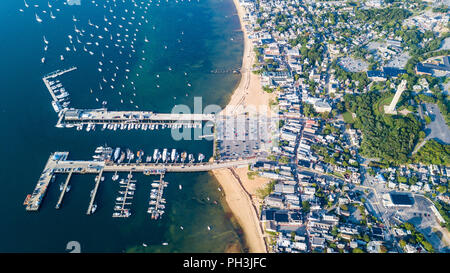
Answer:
[
  {"left": 42, "top": 67, "right": 77, "bottom": 113},
  {"left": 113, "top": 171, "right": 136, "bottom": 218},
  {"left": 55, "top": 170, "right": 73, "bottom": 209},
  {"left": 86, "top": 169, "right": 103, "bottom": 215},
  {"left": 26, "top": 152, "right": 105, "bottom": 212},
  {"left": 25, "top": 151, "right": 257, "bottom": 212},
  {"left": 43, "top": 67, "right": 77, "bottom": 80},
  {"left": 148, "top": 172, "right": 168, "bottom": 220}
]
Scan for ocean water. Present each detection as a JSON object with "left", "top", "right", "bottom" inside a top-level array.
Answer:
[{"left": 0, "top": 0, "right": 245, "bottom": 252}]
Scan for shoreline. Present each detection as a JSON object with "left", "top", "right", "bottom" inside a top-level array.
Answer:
[
  {"left": 211, "top": 0, "right": 272, "bottom": 253},
  {"left": 222, "top": 0, "right": 275, "bottom": 115}
]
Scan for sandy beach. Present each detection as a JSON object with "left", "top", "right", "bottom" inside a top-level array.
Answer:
[
  {"left": 211, "top": 0, "right": 273, "bottom": 253},
  {"left": 222, "top": 0, "right": 275, "bottom": 116},
  {"left": 212, "top": 167, "right": 269, "bottom": 253}
]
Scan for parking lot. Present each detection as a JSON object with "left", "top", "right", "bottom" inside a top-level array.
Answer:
[
  {"left": 339, "top": 56, "right": 369, "bottom": 72},
  {"left": 215, "top": 116, "right": 276, "bottom": 160},
  {"left": 424, "top": 103, "right": 450, "bottom": 144},
  {"left": 386, "top": 52, "right": 410, "bottom": 69}
]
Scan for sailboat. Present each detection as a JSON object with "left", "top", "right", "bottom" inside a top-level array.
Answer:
[
  {"left": 35, "top": 13, "right": 42, "bottom": 23},
  {"left": 43, "top": 36, "right": 48, "bottom": 44},
  {"left": 41, "top": 57, "right": 45, "bottom": 63},
  {"left": 50, "top": 11, "right": 55, "bottom": 19}
]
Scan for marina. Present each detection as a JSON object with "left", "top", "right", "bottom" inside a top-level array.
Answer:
[
  {"left": 86, "top": 168, "right": 103, "bottom": 215},
  {"left": 3, "top": 0, "right": 250, "bottom": 253},
  {"left": 25, "top": 147, "right": 257, "bottom": 214},
  {"left": 42, "top": 68, "right": 215, "bottom": 129},
  {"left": 42, "top": 67, "right": 77, "bottom": 112},
  {"left": 113, "top": 171, "right": 135, "bottom": 218},
  {"left": 55, "top": 170, "right": 73, "bottom": 209},
  {"left": 147, "top": 172, "right": 168, "bottom": 220}
]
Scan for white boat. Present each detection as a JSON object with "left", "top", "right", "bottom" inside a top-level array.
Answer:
[
  {"left": 113, "top": 147, "right": 121, "bottom": 161},
  {"left": 153, "top": 149, "right": 159, "bottom": 161},
  {"left": 35, "top": 13, "right": 42, "bottom": 23},
  {"left": 94, "top": 146, "right": 105, "bottom": 153},
  {"left": 51, "top": 101, "right": 61, "bottom": 113},
  {"left": 43, "top": 36, "right": 48, "bottom": 44},
  {"left": 91, "top": 204, "right": 97, "bottom": 214},
  {"left": 179, "top": 184, "right": 182, "bottom": 190},
  {"left": 66, "top": 185, "right": 71, "bottom": 193},
  {"left": 162, "top": 149, "right": 168, "bottom": 162},
  {"left": 92, "top": 155, "right": 103, "bottom": 160},
  {"left": 112, "top": 173, "right": 119, "bottom": 181},
  {"left": 170, "top": 149, "right": 176, "bottom": 162}
]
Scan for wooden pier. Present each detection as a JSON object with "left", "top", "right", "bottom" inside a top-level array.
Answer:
[
  {"left": 86, "top": 168, "right": 103, "bottom": 215},
  {"left": 42, "top": 67, "right": 77, "bottom": 111},
  {"left": 55, "top": 170, "right": 73, "bottom": 209},
  {"left": 113, "top": 171, "right": 135, "bottom": 218},
  {"left": 148, "top": 172, "right": 167, "bottom": 220}
]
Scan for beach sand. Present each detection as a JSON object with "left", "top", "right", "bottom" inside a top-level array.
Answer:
[
  {"left": 210, "top": 0, "right": 274, "bottom": 253},
  {"left": 222, "top": 0, "right": 275, "bottom": 116},
  {"left": 212, "top": 167, "right": 269, "bottom": 253}
]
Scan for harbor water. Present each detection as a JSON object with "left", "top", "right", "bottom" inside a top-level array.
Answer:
[{"left": 0, "top": 0, "right": 245, "bottom": 252}]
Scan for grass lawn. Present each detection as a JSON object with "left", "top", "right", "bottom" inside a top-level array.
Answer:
[
  {"left": 343, "top": 111, "right": 354, "bottom": 124},
  {"left": 374, "top": 94, "right": 394, "bottom": 115}
]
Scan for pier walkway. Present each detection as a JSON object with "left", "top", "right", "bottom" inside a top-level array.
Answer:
[
  {"left": 55, "top": 170, "right": 73, "bottom": 209},
  {"left": 86, "top": 169, "right": 103, "bottom": 215},
  {"left": 57, "top": 108, "right": 216, "bottom": 127}
]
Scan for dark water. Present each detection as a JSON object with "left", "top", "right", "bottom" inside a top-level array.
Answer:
[{"left": 0, "top": 0, "right": 245, "bottom": 252}]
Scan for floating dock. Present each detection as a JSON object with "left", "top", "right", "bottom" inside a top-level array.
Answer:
[
  {"left": 113, "top": 171, "right": 135, "bottom": 218},
  {"left": 148, "top": 172, "right": 167, "bottom": 219},
  {"left": 55, "top": 170, "right": 73, "bottom": 209},
  {"left": 42, "top": 67, "right": 77, "bottom": 113},
  {"left": 86, "top": 169, "right": 103, "bottom": 215}
]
